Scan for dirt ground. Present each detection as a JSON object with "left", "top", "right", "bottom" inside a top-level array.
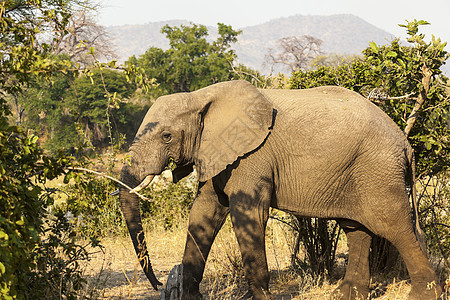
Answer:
[
  {"left": 82, "top": 220, "right": 335, "bottom": 299},
  {"left": 80, "top": 220, "right": 445, "bottom": 300},
  {"left": 83, "top": 228, "right": 186, "bottom": 299}
]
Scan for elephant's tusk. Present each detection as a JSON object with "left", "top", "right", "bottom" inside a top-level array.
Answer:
[{"left": 130, "top": 174, "right": 155, "bottom": 194}]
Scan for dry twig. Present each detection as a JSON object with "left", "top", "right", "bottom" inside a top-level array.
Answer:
[{"left": 67, "top": 167, "right": 151, "bottom": 202}]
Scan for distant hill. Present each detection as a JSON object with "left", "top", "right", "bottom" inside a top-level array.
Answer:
[{"left": 107, "top": 14, "right": 395, "bottom": 73}]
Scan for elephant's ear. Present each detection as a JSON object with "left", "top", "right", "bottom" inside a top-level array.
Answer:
[{"left": 193, "top": 81, "right": 274, "bottom": 182}]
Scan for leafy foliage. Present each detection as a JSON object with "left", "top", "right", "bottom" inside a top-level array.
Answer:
[
  {"left": 58, "top": 69, "right": 139, "bottom": 148},
  {"left": 16, "top": 68, "right": 146, "bottom": 152},
  {"left": 0, "top": 1, "right": 113, "bottom": 298},
  {"left": 127, "top": 23, "right": 242, "bottom": 96},
  {"left": 25, "top": 208, "right": 101, "bottom": 300},
  {"left": 61, "top": 171, "right": 125, "bottom": 238},
  {"left": 141, "top": 177, "right": 197, "bottom": 230},
  {"left": 0, "top": 96, "right": 98, "bottom": 299}
]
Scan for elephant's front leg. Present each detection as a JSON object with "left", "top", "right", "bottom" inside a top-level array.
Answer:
[
  {"left": 229, "top": 182, "right": 273, "bottom": 300},
  {"left": 182, "top": 180, "right": 229, "bottom": 299}
]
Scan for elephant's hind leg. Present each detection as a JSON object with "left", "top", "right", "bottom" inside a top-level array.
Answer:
[
  {"left": 363, "top": 193, "right": 441, "bottom": 300},
  {"left": 333, "top": 221, "right": 371, "bottom": 300},
  {"left": 182, "top": 180, "right": 229, "bottom": 299},
  {"left": 383, "top": 227, "right": 441, "bottom": 300}
]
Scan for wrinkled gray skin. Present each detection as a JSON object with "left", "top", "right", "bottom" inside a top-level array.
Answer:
[{"left": 119, "top": 81, "right": 441, "bottom": 300}]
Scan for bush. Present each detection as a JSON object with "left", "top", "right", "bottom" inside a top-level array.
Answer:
[
  {"left": 61, "top": 173, "right": 125, "bottom": 238},
  {"left": 0, "top": 1, "right": 138, "bottom": 298},
  {"left": 292, "top": 218, "right": 340, "bottom": 278},
  {"left": 0, "top": 98, "right": 103, "bottom": 299},
  {"left": 26, "top": 209, "right": 102, "bottom": 300},
  {"left": 141, "top": 174, "right": 198, "bottom": 230},
  {"left": 419, "top": 174, "right": 450, "bottom": 277}
]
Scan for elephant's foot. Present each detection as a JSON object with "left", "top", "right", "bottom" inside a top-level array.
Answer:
[
  {"left": 332, "top": 280, "right": 370, "bottom": 300},
  {"left": 407, "top": 281, "right": 442, "bottom": 300}
]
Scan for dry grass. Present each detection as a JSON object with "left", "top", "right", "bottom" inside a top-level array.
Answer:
[
  {"left": 79, "top": 217, "right": 448, "bottom": 299},
  {"left": 81, "top": 224, "right": 187, "bottom": 299}
]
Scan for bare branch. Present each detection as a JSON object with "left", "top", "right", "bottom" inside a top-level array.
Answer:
[
  {"left": 266, "top": 35, "right": 323, "bottom": 73},
  {"left": 67, "top": 167, "right": 151, "bottom": 202},
  {"left": 50, "top": 1, "right": 116, "bottom": 65},
  {"left": 403, "top": 64, "right": 433, "bottom": 136}
]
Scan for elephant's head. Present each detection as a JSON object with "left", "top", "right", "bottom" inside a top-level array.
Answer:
[{"left": 119, "top": 80, "right": 274, "bottom": 289}]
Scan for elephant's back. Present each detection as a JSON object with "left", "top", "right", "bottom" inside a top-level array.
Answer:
[
  {"left": 260, "top": 86, "right": 384, "bottom": 121},
  {"left": 259, "top": 86, "right": 404, "bottom": 141}
]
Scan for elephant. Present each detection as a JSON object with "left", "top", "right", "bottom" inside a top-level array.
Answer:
[{"left": 118, "top": 80, "right": 441, "bottom": 300}]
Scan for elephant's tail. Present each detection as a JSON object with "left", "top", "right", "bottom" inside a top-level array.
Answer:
[{"left": 406, "top": 147, "right": 427, "bottom": 255}]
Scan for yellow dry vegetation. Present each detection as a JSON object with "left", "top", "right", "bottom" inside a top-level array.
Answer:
[{"left": 77, "top": 216, "right": 448, "bottom": 299}]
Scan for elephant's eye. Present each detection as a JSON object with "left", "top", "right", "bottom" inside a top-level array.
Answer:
[{"left": 161, "top": 131, "right": 172, "bottom": 143}]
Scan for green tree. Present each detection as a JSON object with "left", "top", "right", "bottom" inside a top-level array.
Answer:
[
  {"left": 128, "top": 23, "right": 241, "bottom": 96},
  {"left": 18, "top": 69, "right": 144, "bottom": 152},
  {"left": 0, "top": 1, "right": 117, "bottom": 298},
  {"left": 64, "top": 69, "right": 137, "bottom": 147}
]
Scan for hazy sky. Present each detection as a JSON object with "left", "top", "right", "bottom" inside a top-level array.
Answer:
[{"left": 99, "top": 0, "right": 449, "bottom": 47}]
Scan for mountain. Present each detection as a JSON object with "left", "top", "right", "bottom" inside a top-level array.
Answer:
[
  {"left": 234, "top": 14, "right": 394, "bottom": 72},
  {"left": 107, "top": 14, "right": 395, "bottom": 73}
]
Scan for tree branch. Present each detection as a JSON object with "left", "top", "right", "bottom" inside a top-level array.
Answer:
[
  {"left": 67, "top": 167, "right": 151, "bottom": 202},
  {"left": 404, "top": 64, "right": 433, "bottom": 136}
]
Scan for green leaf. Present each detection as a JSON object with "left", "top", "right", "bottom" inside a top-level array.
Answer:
[
  {"left": 417, "top": 20, "right": 430, "bottom": 26},
  {"left": 108, "top": 60, "right": 117, "bottom": 68},
  {"left": 386, "top": 51, "right": 397, "bottom": 58},
  {"left": 0, "top": 231, "right": 8, "bottom": 240},
  {"left": 30, "top": 135, "right": 38, "bottom": 144},
  {"left": 0, "top": 262, "right": 5, "bottom": 274},
  {"left": 64, "top": 172, "right": 72, "bottom": 184},
  {"left": 369, "top": 41, "right": 378, "bottom": 54}
]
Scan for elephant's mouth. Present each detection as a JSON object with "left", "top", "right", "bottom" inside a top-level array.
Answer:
[{"left": 130, "top": 174, "right": 156, "bottom": 193}]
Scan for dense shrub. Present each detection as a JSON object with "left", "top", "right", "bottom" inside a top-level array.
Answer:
[
  {"left": 25, "top": 209, "right": 102, "bottom": 299},
  {"left": 52, "top": 157, "right": 198, "bottom": 238},
  {"left": 0, "top": 1, "right": 128, "bottom": 298},
  {"left": 141, "top": 176, "right": 198, "bottom": 230},
  {"left": 419, "top": 174, "right": 450, "bottom": 276},
  {"left": 0, "top": 98, "right": 104, "bottom": 299},
  {"left": 61, "top": 173, "right": 125, "bottom": 238}
]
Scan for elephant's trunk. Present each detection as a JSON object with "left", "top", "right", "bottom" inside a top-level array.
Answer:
[{"left": 119, "top": 167, "right": 162, "bottom": 290}]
